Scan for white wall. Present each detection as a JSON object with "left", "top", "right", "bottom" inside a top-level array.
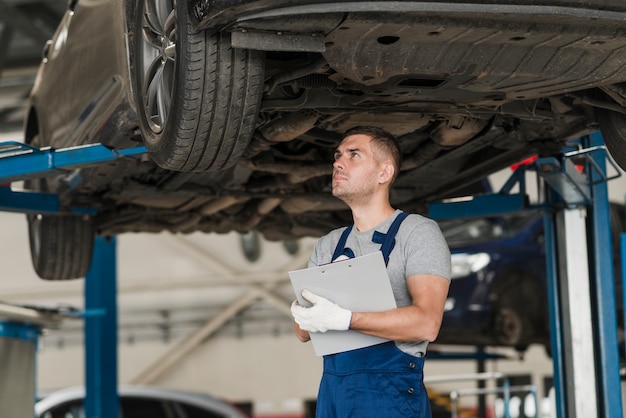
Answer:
[{"left": 37, "top": 334, "right": 323, "bottom": 416}]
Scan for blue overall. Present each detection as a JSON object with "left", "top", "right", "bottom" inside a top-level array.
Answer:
[{"left": 316, "top": 212, "right": 432, "bottom": 418}]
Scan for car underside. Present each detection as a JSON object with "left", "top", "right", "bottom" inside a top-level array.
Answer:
[
  {"left": 23, "top": 0, "right": 626, "bottom": 279},
  {"left": 87, "top": 3, "right": 626, "bottom": 238}
]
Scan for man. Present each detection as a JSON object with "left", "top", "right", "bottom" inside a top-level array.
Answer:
[{"left": 291, "top": 126, "right": 451, "bottom": 417}]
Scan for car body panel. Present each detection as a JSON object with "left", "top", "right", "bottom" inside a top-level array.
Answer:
[
  {"left": 29, "top": 0, "right": 136, "bottom": 150},
  {"left": 189, "top": 1, "right": 626, "bottom": 31},
  {"left": 35, "top": 386, "right": 249, "bottom": 418}
]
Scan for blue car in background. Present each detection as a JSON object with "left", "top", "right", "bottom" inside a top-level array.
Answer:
[{"left": 436, "top": 203, "right": 624, "bottom": 354}]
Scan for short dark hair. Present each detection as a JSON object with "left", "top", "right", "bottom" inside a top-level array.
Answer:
[{"left": 342, "top": 126, "right": 402, "bottom": 183}]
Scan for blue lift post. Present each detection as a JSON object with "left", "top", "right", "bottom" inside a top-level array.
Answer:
[
  {"left": 585, "top": 131, "right": 622, "bottom": 417},
  {"left": 84, "top": 236, "right": 119, "bottom": 418},
  {"left": 623, "top": 232, "right": 626, "bottom": 366},
  {"left": 541, "top": 161, "right": 597, "bottom": 417},
  {"left": 542, "top": 204, "right": 565, "bottom": 418},
  {"left": 539, "top": 132, "right": 622, "bottom": 418},
  {"left": 429, "top": 132, "right": 623, "bottom": 418}
]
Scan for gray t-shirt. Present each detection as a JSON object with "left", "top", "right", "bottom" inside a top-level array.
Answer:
[{"left": 309, "top": 209, "right": 451, "bottom": 357}]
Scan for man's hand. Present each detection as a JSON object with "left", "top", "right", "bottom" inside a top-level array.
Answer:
[{"left": 291, "top": 289, "right": 352, "bottom": 333}]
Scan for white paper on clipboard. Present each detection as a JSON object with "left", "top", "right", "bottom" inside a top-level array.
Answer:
[{"left": 289, "top": 251, "right": 397, "bottom": 356}]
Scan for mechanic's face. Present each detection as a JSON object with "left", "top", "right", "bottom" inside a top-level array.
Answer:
[{"left": 332, "top": 134, "right": 382, "bottom": 203}]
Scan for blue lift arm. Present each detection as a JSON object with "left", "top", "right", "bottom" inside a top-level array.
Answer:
[{"left": 0, "top": 142, "right": 147, "bottom": 214}]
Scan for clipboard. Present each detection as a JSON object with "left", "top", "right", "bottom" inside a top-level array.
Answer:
[{"left": 289, "top": 251, "right": 397, "bottom": 356}]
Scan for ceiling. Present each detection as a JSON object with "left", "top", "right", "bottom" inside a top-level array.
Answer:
[{"left": 0, "top": 0, "right": 66, "bottom": 134}]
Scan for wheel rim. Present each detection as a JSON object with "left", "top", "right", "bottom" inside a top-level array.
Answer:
[
  {"left": 496, "top": 307, "right": 523, "bottom": 345},
  {"left": 138, "top": 0, "right": 177, "bottom": 134}
]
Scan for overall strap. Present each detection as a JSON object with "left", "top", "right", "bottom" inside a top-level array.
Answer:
[
  {"left": 374, "top": 211, "right": 410, "bottom": 265},
  {"left": 332, "top": 211, "right": 409, "bottom": 265},
  {"left": 332, "top": 225, "right": 353, "bottom": 261}
]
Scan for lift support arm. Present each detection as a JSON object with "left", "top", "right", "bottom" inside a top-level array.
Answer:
[{"left": 0, "top": 142, "right": 147, "bottom": 214}]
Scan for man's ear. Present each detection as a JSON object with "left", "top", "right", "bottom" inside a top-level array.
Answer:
[{"left": 379, "top": 162, "right": 395, "bottom": 185}]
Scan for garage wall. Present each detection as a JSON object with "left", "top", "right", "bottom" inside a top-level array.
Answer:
[{"left": 38, "top": 335, "right": 323, "bottom": 416}]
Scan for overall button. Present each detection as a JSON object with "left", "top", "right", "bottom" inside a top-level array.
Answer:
[
  {"left": 407, "top": 387, "right": 415, "bottom": 394},
  {"left": 409, "top": 362, "right": 416, "bottom": 369}
]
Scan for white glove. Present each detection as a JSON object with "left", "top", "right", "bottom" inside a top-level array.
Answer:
[{"left": 291, "top": 289, "right": 352, "bottom": 333}]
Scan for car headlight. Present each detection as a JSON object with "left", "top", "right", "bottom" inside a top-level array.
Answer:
[{"left": 450, "top": 252, "right": 491, "bottom": 279}]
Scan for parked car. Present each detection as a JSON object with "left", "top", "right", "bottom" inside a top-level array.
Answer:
[
  {"left": 436, "top": 203, "right": 625, "bottom": 353},
  {"left": 35, "top": 386, "right": 249, "bottom": 418},
  {"left": 23, "top": 1, "right": 626, "bottom": 279}
]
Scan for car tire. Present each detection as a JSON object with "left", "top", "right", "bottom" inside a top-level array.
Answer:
[
  {"left": 596, "top": 109, "right": 626, "bottom": 172},
  {"left": 28, "top": 213, "right": 95, "bottom": 280},
  {"left": 133, "top": 0, "right": 265, "bottom": 172},
  {"left": 493, "top": 283, "right": 534, "bottom": 347},
  {"left": 24, "top": 135, "right": 95, "bottom": 281}
]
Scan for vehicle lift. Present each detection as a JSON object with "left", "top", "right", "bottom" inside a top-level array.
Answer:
[
  {"left": 0, "top": 132, "right": 622, "bottom": 418},
  {"left": 430, "top": 131, "right": 624, "bottom": 418},
  {"left": 0, "top": 141, "right": 146, "bottom": 418}
]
